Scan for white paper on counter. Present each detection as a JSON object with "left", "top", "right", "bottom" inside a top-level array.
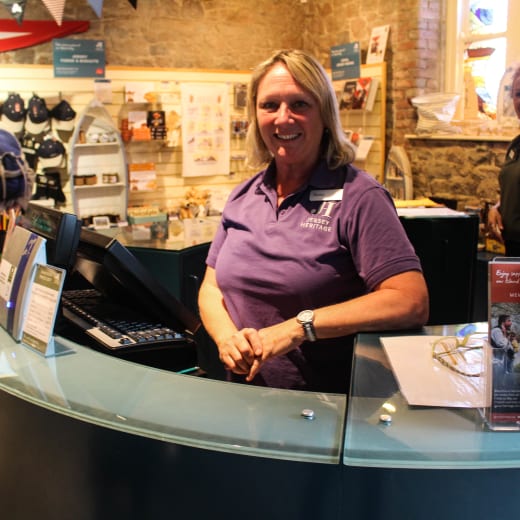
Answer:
[
  {"left": 380, "top": 335, "right": 490, "bottom": 408},
  {"left": 396, "top": 207, "right": 466, "bottom": 217}
]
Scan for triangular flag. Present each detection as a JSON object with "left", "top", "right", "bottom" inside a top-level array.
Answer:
[
  {"left": 87, "top": 0, "right": 103, "bottom": 18},
  {"left": 41, "top": 0, "right": 65, "bottom": 26},
  {"left": 0, "top": 1, "right": 26, "bottom": 24},
  {"left": 128, "top": 0, "right": 137, "bottom": 9},
  {"left": 0, "top": 20, "right": 90, "bottom": 52}
]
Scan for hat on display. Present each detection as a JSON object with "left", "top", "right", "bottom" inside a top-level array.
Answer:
[
  {"left": 0, "top": 93, "right": 25, "bottom": 135},
  {"left": 37, "top": 135, "right": 66, "bottom": 169},
  {"left": 25, "top": 94, "right": 50, "bottom": 135},
  {"left": 0, "top": 129, "right": 34, "bottom": 211},
  {"left": 50, "top": 99, "right": 76, "bottom": 131},
  {"left": 21, "top": 132, "right": 44, "bottom": 170}
]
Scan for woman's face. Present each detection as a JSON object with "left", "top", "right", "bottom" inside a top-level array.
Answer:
[
  {"left": 256, "top": 63, "right": 324, "bottom": 172},
  {"left": 513, "top": 76, "right": 520, "bottom": 119}
]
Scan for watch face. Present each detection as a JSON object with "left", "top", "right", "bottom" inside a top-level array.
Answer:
[{"left": 298, "top": 309, "right": 314, "bottom": 323}]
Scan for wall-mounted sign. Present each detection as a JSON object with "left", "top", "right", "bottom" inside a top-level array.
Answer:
[
  {"left": 330, "top": 42, "right": 361, "bottom": 81},
  {"left": 53, "top": 39, "right": 106, "bottom": 78}
]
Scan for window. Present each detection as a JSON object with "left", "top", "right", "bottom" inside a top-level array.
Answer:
[{"left": 445, "top": 0, "right": 519, "bottom": 122}]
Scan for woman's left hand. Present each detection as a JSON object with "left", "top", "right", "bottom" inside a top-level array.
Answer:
[{"left": 246, "top": 320, "right": 303, "bottom": 381}]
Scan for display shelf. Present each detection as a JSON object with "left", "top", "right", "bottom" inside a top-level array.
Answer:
[
  {"left": 73, "top": 183, "right": 127, "bottom": 190},
  {"left": 73, "top": 142, "right": 121, "bottom": 149},
  {"left": 69, "top": 99, "right": 128, "bottom": 222},
  {"left": 335, "top": 62, "right": 387, "bottom": 182}
]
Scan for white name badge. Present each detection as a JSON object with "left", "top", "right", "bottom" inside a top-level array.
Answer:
[{"left": 310, "top": 189, "right": 343, "bottom": 201}]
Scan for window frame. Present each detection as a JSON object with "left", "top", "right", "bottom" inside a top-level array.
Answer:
[{"left": 444, "top": 0, "right": 518, "bottom": 120}]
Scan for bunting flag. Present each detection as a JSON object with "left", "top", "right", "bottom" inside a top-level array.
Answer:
[
  {"left": 87, "top": 0, "right": 103, "bottom": 18},
  {"left": 41, "top": 0, "right": 65, "bottom": 26},
  {"left": 0, "top": 1, "right": 26, "bottom": 24},
  {"left": 128, "top": 0, "right": 137, "bottom": 8},
  {"left": 0, "top": 19, "right": 90, "bottom": 52}
]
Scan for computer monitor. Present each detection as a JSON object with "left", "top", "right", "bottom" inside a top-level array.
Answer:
[
  {"left": 19, "top": 202, "right": 81, "bottom": 272},
  {"left": 67, "top": 227, "right": 201, "bottom": 337}
]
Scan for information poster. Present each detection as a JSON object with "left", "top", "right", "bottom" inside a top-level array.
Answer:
[
  {"left": 180, "top": 83, "right": 230, "bottom": 177},
  {"left": 330, "top": 42, "right": 361, "bottom": 81},
  {"left": 0, "top": 226, "right": 47, "bottom": 341},
  {"left": 486, "top": 257, "right": 520, "bottom": 429},
  {"left": 53, "top": 39, "right": 106, "bottom": 78},
  {"left": 21, "top": 264, "right": 66, "bottom": 357}
]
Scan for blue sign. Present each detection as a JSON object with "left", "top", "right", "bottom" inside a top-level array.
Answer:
[
  {"left": 53, "top": 39, "right": 106, "bottom": 78},
  {"left": 330, "top": 42, "right": 361, "bottom": 81}
]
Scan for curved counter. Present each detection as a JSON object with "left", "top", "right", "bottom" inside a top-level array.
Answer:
[
  {"left": 0, "top": 329, "right": 345, "bottom": 463},
  {"left": 0, "top": 328, "right": 345, "bottom": 519},
  {"left": 2, "top": 325, "right": 520, "bottom": 519},
  {"left": 346, "top": 323, "right": 520, "bottom": 469}
]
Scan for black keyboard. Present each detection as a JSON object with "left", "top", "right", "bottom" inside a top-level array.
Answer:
[{"left": 61, "top": 288, "right": 191, "bottom": 352}]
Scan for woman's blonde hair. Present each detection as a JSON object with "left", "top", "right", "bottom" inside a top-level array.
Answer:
[{"left": 245, "top": 49, "right": 356, "bottom": 169}]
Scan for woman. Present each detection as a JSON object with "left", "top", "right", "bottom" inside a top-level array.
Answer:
[
  {"left": 487, "top": 66, "right": 520, "bottom": 256},
  {"left": 198, "top": 49, "right": 429, "bottom": 393}
]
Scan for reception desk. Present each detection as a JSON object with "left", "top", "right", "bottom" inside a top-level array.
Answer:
[
  {"left": 0, "top": 328, "right": 345, "bottom": 519},
  {"left": 1, "top": 325, "right": 520, "bottom": 519},
  {"left": 345, "top": 324, "right": 520, "bottom": 519}
]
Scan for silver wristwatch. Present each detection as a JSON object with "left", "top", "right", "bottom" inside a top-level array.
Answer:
[{"left": 297, "top": 309, "right": 317, "bottom": 342}]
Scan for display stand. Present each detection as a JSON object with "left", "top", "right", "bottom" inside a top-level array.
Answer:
[
  {"left": 483, "top": 256, "right": 520, "bottom": 430},
  {"left": 68, "top": 98, "right": 128, "bottom": 224},
  {"left": 334, "top": 62, "right": 387, "bottom": 181},
  {"left": 0, "top": 226, "right": 47, "bottom": 341},
  {"left": 21, "top": 263, "right": 73, "bottom": 358}
]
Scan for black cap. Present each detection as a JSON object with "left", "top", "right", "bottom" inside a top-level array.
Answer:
[
  {"left": 27, "top": 95, "right": 49, "bottom": 124},
  {"left": 1, "top": 93, "right": 25, "bottom": 122},
  {"left": 50, "top": 99, "right": 76, "bottom": 122}
]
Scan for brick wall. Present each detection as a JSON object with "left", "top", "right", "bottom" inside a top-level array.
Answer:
[{"left": 301, "top": 0, "right": 443, "bottom": 144}]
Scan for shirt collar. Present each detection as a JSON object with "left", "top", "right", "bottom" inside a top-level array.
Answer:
[{"left": 258, "top": 158, "right": 343, "bottom": 193}]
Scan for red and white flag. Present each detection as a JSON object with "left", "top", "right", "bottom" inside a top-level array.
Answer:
[{"left": 0, "top": 19, "right": 89, "bottom": 52}]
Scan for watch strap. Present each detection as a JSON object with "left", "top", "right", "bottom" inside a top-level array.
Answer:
[{"left": 302, "top": 321, "right": 317, "bottom": 342}]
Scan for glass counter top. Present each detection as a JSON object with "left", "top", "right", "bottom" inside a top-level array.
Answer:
[
  {"left": 93, "top": 216, "right": 220, "bottom": 251},
  {"left": 344, "top": 324, "right": 520, "bottom": 470},
  {"left": 0, "top": 328, "right": 346, "bottom": 464}
]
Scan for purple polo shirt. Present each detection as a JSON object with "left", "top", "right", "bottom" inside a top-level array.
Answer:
[{"left": 206, "top": 160, "right": 421, "bottom": 392}]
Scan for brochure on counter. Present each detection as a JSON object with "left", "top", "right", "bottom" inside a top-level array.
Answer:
[{"left": 484, "top": 257, "right": 520, "bottom": 430}]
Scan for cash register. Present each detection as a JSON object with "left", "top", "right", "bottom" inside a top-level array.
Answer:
[{"left": 20, "top": 203, "right": 201, "bottom": 372}]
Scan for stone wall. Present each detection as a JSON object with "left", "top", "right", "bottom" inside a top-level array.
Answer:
[
  {"left": 3, "top": 0, "right": 507, "bottom": 207},
  {"left": 2, "top": 0, "right": 442, "bottom": 142},
  {"left": 406, "top": 138, "right": 508, "bottom": 208},
  {"left": 0, "top": 0, "right": 307, "bottom": 70}
]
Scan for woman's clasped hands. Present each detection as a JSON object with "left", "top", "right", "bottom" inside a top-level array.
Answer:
[{"left": 218, "top": 321, "right": 304, "bottom": 381}]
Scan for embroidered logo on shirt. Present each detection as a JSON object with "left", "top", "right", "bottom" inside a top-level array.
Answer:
[{"left": 300, "top": 201, "right": 337, "bottom": 232}]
